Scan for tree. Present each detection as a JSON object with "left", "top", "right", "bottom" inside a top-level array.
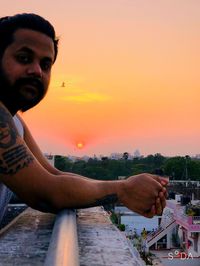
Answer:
[
  {"left": 54, "top": 155, "right": 72, "bottom": 172},
  {"left": 163, "top": 157, "right": 186, "bottom": 180},
  {"left": 123, "top": 152, "right": 129, "bottom": 160}
]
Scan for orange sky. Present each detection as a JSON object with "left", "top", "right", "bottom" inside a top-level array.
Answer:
[{"left": 1, "top": 1, "right": 200, "bottom": 157}]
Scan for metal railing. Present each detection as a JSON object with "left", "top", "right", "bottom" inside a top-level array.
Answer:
[
  {"left": 147, "top": 220, "right": 176, "bottom": 243},
  {"left": 44, "top": 209, "right": 79, "bottom": 266}
]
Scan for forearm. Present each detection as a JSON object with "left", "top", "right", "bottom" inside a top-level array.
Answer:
[
  {"left": 54, "top": 168, "right": 94, "bottom": 181},
  {"left": 33, "top": 161, "right": 92, "bottom": 181},
  {"left": 51, "top": 173, "right": 122, "bottom": 211},
  {"left": 0, "top": 107, "right": 165, "bottom": 218}
]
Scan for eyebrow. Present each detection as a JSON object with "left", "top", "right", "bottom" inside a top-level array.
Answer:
[{"left": 16, "top": 46, "right": 54, "bottom": 63}]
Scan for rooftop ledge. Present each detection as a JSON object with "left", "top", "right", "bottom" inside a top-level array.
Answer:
[{"left": 0, "top": 206, "right": 145, "bottom": 266}]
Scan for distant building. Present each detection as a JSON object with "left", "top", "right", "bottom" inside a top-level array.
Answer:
[
  {"left": 81, "top": 156, "right": 90, "bottom": 162},
  {"left": 67, "top": 155, "right": 77, "bottom": 162},
  {"left": 133, "top": 149, "right": 141, "bottom": 158},
  {"left": 110, "top": 153, "right": 123, "bottom": 160},
  {"left": 114, "top": 206, "right": 161, "bottom": 235},
  {"left": 44, "top": 153, "right": 54, "bottom": 167},
  {"left": 66, "top": 155, "right": 91, "bottom": 162},
  {"left": 118, "top": 176, "right": 126, "bottom": 180},
  {"left": 146, "top": 197, "right": 200, "bottom": 257}
]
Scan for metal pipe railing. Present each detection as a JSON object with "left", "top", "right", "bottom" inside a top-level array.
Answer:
[{"left": 44, "top": 209, "right": 79, "bottom": 266}]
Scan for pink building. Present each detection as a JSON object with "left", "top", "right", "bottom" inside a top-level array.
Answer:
[
  {"left": 147, "top": 198, "right": 200, "bottom": 258},
  {"left": 166, "top": 200, "right": 200, "bottom": 257}
]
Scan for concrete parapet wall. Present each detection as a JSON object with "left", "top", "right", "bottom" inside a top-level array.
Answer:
[
  {"left": 0, "top": 208, "right": 55, "bottom": 266},
  {"left": 77, "top": 207, "right": 145, "bottom": 266}
]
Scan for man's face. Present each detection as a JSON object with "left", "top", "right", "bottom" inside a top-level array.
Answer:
[{"left": 0, "top": 28, "right": 55, "bottom": 112}]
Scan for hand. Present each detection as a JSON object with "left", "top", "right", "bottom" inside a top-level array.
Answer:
[
  {"left": 119, "top": 173, "right": 165, "bottom": 218},
  {"left": 152, "top": 176, "right": 169, "bottom": 215}
]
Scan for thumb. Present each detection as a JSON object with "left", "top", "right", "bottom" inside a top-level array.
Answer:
[{"left": 160, "top": 177, "right": 169, "bottom": 186}]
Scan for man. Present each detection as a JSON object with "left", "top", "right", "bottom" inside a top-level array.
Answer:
[{"left": 0, "top": 13, "right": 168, "bottom": 224}]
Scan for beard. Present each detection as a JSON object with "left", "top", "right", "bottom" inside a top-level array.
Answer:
[{"left": 0, "top": 67, "right": 46, "bottom": 113}]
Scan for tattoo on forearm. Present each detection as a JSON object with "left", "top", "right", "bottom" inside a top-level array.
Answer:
[
  {"left": 0, "top": 145, "right": 33, "bottom": 174},
  {"left": 95, "top": 194, "right": 119, "bottom": 206},
  {"left": 0, "top": 105, "right": 34, "bottom": 175}
]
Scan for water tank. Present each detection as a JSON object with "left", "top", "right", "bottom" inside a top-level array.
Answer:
[{"left": 175, "top": 194, "right": 182, "bottom": 202}]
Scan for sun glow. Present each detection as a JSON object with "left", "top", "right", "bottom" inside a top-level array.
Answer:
[{"left": 77, "top": 142, "right": 84, "bottom": 149}]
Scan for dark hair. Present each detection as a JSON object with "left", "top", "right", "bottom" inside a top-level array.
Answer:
[{"left": 0, "top": 13, "right": 59, "bottom": 62}]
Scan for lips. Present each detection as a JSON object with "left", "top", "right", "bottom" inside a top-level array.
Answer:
[
  {"left": 16, "top": 78, "right": 44, "bottom": 100},
  {"left": 20, "top": 84, "right": 39, "bottom": 98}
]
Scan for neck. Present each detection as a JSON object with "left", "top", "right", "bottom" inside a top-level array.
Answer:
[{"left": 0, "top": 99, "right": 18, "bottom": 116}]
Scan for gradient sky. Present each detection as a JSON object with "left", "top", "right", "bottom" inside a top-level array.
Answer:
[{"left": 1, "top": 1, "right": 200, "bottom": 157}]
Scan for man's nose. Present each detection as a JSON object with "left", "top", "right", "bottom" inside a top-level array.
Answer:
[{"left": 26, "top": 62, "right": 42, "bottom": 78}]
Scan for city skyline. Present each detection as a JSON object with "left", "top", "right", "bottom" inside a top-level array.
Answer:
[{"left": 1, "top": 1, "right": 200, "bottom": 157}]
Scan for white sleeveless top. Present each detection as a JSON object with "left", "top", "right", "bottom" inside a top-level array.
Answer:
[{"left": 0, "top": 115, "right": 24, "bottom": 223}]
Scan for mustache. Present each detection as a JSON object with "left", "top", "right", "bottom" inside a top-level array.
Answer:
[{"left": 14, "top": 77, "right": 45, "bottom": 95}]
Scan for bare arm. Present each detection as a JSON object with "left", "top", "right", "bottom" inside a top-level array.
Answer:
[
  {"left": 18, "top": 113, "right": 168, "bottom": 188},
  {"left": 9, "top": 111, "right": 167, "bottom": 217},
  {"left": 0, "top": 104, "right": 119, "bottom": 211},
  {"left": 17, "top": 114, "right": 92, "bottom": 181},
  {"left": 16, "top": 114, "right": 64, "bottom": 175}
]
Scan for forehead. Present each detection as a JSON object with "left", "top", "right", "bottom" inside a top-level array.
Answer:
[{"left": 9, "top": 28, "right": 55, "bottom": 61}]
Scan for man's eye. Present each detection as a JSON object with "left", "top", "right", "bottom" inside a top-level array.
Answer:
[
  {"left": 16, "top": 54, "right": 31, "bottom": 64},
  {"left": 41, "top": 61, "right": 52, "bottom": 71}
]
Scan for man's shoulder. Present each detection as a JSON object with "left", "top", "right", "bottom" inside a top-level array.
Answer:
[
  {"left": 13, "top": 114, "right": 24, "bottom": 139},
  {"left": 0, "top": 101, "right": 16, "bottom": 128}
]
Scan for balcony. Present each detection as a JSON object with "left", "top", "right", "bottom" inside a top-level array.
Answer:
[{"left": 166, "top": 201, "right": 200, "bottom": 232}]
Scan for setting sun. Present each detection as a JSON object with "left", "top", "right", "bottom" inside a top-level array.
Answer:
[{"left": 77, "top": 142, "right": 84, "bottom": 149}]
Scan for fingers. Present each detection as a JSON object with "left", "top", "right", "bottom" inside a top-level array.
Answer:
[
  {"left": 161, "top": 186, "right": 168, "bottom": 198},
  {"left": 142, "top": 205, "right": 156, "bottom": 218},
  {"left": 150, "top": 174, "right": 169, "bottom": 202},
  {"left": 150, "top": 175, "right": 162, "bottom": 185},
  {"left": 151, "top": 175, "right": 169, "bottom": 186},
  {"left": 153, "top": 180, "right": 163, "bottom": 195},
  {"left": 152, "top": 176, "right": 168, "bottom": 216},
  {"left": 149, "top": 175, "right": 165, "bottom": 193},
  {"left": 160, "top": 191, "right": 166, "bottom": 208},
  {"left": 160, "top": 177, "right": 169, "bottom": 186},
  {"left": 155, "top": 187, "right": 167, "bottom": 215},
  {"left": 143, "top": 198, "right": 164, "bottom": 218},
  {"left": 155, "top": 197, "right": 163, "bottom": 215},
  {"left": 162, "top": 183, "right": 168, "bottom": 199},
  {"left": 128, "top": 205, "right": 155, "bottom": 219},
  {"left": 144, "top": 176, "right": 167, "bottom": 217}
]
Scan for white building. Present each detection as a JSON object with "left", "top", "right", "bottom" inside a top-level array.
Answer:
[{"left": 44, "top": 153, "right": 55, "bottom": 167}]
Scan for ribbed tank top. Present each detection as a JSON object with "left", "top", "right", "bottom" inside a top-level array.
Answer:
[{"left": 0, "top": 115, "right": 24, "bottom": 223}]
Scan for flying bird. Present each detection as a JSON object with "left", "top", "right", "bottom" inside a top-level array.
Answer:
[{"left": 61, "top": 82, "right": 65, "bottom": 87}]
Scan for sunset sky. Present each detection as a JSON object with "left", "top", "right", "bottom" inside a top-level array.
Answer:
[{"left": 1, "top": 1, "right": 200, "bottom": 157}]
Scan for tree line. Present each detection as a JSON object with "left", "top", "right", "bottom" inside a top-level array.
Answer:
[{"left": 55, "top": 153, "right": 200, "bottom": 181}]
